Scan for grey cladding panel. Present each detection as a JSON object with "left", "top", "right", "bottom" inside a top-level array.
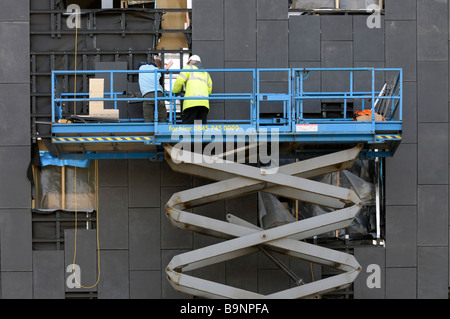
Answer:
[
  {"left": 0, "top": 22, "right": 29, "bottom": 84},
  {"left": 385, "top": 142, "right": 417, "bottom": 206},
  {"left": 0, "top": 209, "right": 32, "bottom": 271},
  {"left": 321, "top": 41, "right": 353, "bottom": 68},
  {"left": 129, "top": 208, "right": 161, "bottom": 271},
  {"left": 418, "top": 123, "right": 448, "bottom": 185},
  {"left": 289, "top": 16, "right": 320, "bottom": 62},
  {"left": 353, "top": 15, "right": 384, "bottom": 62},
  {"left": 192, "top": 0, "right": 223, "bottom": 41},
  {"left": 399, "top": 82, "right": 417, "bottom": 143},
  {"left": 33, "top": 251, "right": 65, "bottom": 299},
  {"left": 321, "top": 15, "right": 353, "bottom": 41},
  {"left": 98, "top": 250, "right": 129, "bottom": 299},
  {"left": 385, "top": 0, "right": 416, "bottom": 21},
  {"left": 385, "top": 206, "right": 417, "bottom": 267},
  {"left": 0, "top": 0, "right": 29, "bottom": 20},
  {"left": 128, "top": 160, "right": 160, "bottom": 208},
  {"left": 418, "top": 62, "right": 448, "bottom": 123},
  {"left": 385, "top": 20, "right": 416, "bottom": 81},
  {"left": 418, "top": 185, "right": 448, "bottom": 246},
  {"left": 99, "top": 187, "right": 129, "bottom": 249},
  {"left": 98, "top": 159, "right": 128, "bottom": 187},
  {"left": 418, "top": 247, "right": 448, "bottom": 299},
  {"left": 130, "top": 270, "right": 161, "bottom": 299},
  {"left": 0, "top": 84, "right": 30, "bottom": 146},
  {"left": 258, "top": 269, "right": 290, "bottom": 295},
  {"left": 257, "top": 0, "right": 288, "bottom": 20},
  {"left": 226, "top": 255, "right": 258, "bottom": 293},
  {"left": 321, "top": 41, "right": 352, "bottom": 93},
  {"left": 386, "top": 268, "right": 416, "bottom": 299},
  {"left": 257, "top": 21, "right": 288, "bottom": 69},
  {"left": 1, "top": 272, "right": 32, "bottom": 299},
  {"left": 417, "top": 0, "right": 448, "bottom": 61},
  {"left": 224, "top": 0, "right": 256, "bottom": 62}
]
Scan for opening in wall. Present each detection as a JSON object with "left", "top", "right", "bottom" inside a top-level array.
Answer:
[
  {"left": 32, "top": 210, "right": 97, "bottom": 251},
  {"left": 289, "top": 0, "right": 384, "bottom": 14},
  {"left": 32, "top": 161, "right": 97, "bottom": 212},
  {"left": 58, "top": 0, "right": 156, "bottom": 9},
  {"left": 31, "top": 154, "right": 98, "bottom": 251}
]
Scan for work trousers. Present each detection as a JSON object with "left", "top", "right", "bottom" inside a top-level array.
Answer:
[
  {"left": 143, "top": 91, "right": 167, "bottom": 123},
  {"left": 181, "top": 106, "right": 209, "bottom": 124}
]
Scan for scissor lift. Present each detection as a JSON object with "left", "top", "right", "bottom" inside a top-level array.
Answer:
[{"left": 50, "top": 67, "right": 402, "bottom": 298}]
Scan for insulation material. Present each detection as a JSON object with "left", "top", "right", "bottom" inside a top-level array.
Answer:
[
  {"left": 297, "top": 160, "right": 377, "bottom": 240},
  {"left": 258, "top": 159, "right": 377, "bottom": 240},
  {"left": 339, "top": 0, "right": 380, "bottom": 9},
  {"left": 290, "top": 0, "right": 379, "bottom": 10},
  {"left": 290, "top": 0, "right": 335, "bottom": 9},
  {"left": 88, "top": 78, "right": 120, "bottom": 119},
  {"left": 34, "top": 162, "right": 96, "bottom": 212},
  {"left": 258, "top": 192, "right": 296, "bottom": 229},
  {"left": 157, "top": 0, "right": 189, "bottom": 50}
]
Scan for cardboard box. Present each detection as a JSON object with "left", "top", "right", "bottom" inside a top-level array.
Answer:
[
  {"left": 89, "top": 78, "right": 119, "bottom": 120},
  {"left": 356, "top": 113, "right": 384, "bottom": 121}
]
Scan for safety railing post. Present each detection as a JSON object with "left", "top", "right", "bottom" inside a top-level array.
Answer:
[
  {"left": 256, "top": 69, "right": 260, "bottom": 131},
  {"left": 154, "top": 68, "right": 158, "bottom": 133},
  {"left": 51, "top": 71, "right": 55, "bottom": 123},
  {"left": 110, "top": 71, "right": 114, "bottom": 109},
  {"left": 399, "top": 69, "right": 403, "bottom": 121},
  {"left": 288, "top": 69, "right": 293, "bottom": 132},
  {"left": 168, "top": 70, "right": 172, "bottom": 124},
  {"left": 371, "top": 68, "right": 375, "bottom": 130},
  {"left": 252, "top": 69, "right": 257, "bottom": 128},
  {"left": 299, "top": 69, "right": 304, "bottom": 121}
]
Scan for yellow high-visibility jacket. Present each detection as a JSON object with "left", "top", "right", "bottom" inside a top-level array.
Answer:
[{"left": 172, "top": 65, "right": 213, "bottom": 111}]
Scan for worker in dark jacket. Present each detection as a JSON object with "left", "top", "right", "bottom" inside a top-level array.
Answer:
[{"left": 172, "top": 55, "right": 212, "bottom": 124}]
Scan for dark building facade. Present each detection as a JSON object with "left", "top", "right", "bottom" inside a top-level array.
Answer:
[{"left": 0, "top": 0, "right": 448, "bottom": 299}]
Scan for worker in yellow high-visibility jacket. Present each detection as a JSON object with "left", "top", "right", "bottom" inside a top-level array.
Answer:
[{"left": 172, "top": 55, "right": 213, "bottom": 124}]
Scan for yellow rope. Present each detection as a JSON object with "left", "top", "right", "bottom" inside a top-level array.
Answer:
[
  {"left": 72, "top": 159, "right": 101, "bottom": 289},
  {"left": 71, "top": 14, "right": 100, "bottom": 287}
]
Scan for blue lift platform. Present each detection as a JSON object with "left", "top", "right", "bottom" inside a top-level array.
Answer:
[
  {"left": 50, "top": 67, "right": 402, "bottom": 160},
  {"left": 48, "top": 67, "right": 403, "bottom": 298}
]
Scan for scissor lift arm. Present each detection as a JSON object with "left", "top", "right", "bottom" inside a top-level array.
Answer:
[{"left": 164, "top": 144, "right": 364, "bottom": 299}]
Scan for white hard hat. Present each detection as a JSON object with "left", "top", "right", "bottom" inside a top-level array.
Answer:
[{"left": 188, "top": 55, "right": 201, "bottom": 63}]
